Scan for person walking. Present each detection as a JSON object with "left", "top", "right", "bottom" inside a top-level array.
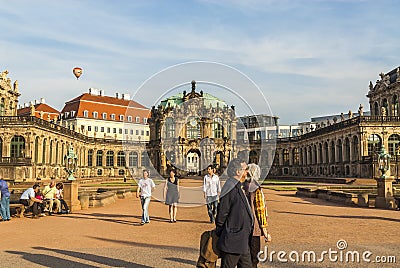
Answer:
[
  {"left": 0, "top": 178, "right": 11, "bottom": 222},
  {"left": 244, "top": 163, "right": 271, "bottom": 268},
  {"left": 136, "top": 169, "right": 155, "bottom": 225},
  {"left": 203, "top": 165, "right": 221, "bottom": 223},
  {"left": 215, "top": 158, "right": 254, "bottom": 268},
  {"left": 164, "top": 168, "right": 179, "bottom": 223}
]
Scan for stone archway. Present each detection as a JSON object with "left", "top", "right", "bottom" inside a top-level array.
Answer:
[{"left": 187, "top": 148, "right": 201, "bottom": 175}]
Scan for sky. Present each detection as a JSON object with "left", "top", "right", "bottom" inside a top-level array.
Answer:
[{"left": 0, "top": 0, "right": 399, "bottom": 124}]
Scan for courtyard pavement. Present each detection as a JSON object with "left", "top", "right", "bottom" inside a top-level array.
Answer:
[{"left": 1, "top": 183, "right": 399, "bottom": 267}]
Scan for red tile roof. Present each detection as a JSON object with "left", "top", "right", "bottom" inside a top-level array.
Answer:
[
  {"left": 61, "top": 93, "right": 150, "bottom": 123},
  {"left": 18, "top": 103, "right": 60, "bottom": 120}
]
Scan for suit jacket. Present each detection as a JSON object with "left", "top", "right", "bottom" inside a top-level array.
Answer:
[{"left": 215, "top": 178, "right": 254, "bottom": 254}]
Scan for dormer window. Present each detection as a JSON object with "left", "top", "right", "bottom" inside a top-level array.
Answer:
[
  {"left": 71, "top": 111, "right": 76, "bottom": 117},
  {"left": 111, "top": 114, "right": 116, "bottom": 120},
  {"left": 93, "top": 111, "right": 98, "bottom": 119},
  {"left": 119, "top": 115, "right": 124, "bottom": 121},
  {"left": 127, "top": 116, "right": 132, "bottom": 122},
  {"left": 136, "top": 116, "right": 140, "bottom": 123},
  {"left": 102, "top": 112, "right": 107, "bottom": 120},
  {"left": 65, "top": 112, "right": 69, "bottom": 118},
  {"left": 143, "top": 118, "right": 148, "bottom": 124},
  {"left": 83, "top": 110, "right": 89, "bottom": 118}
]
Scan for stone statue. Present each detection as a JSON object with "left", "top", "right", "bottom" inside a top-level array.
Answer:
[
  {"left": 379, "top": 72, "right": 385, "bottom": 79},
  {"left": 30, "top": 104, "right": 35, "bottom": 116},
  {"left": 340, "top": 112, "right": 345, "bottom": 121},
  {"left": 0, "top": 70, "right": 8, "bottom": 81},
  {"left": 333, "top": 117, "right": 337, "bottom": 123},
  {"left": 381, "top": 106, "right": 387, "bottom": 117},
  {"left": 13, "top": 80, "right": 18, "bottom": 92},
  {"left": 47, "top": 114, "right": 51, "bottom": 121},
  {"left": 348, "top": 110, "right": 353, "bottom": 119},
  {"left": 369, "top": 81, "right": 374, "bottom": 91},
  {"left": 358, "top": 104, "right": 364, "bottom": 116},
  {"left": 39, "top": 110, "right": 44, "bottom": 119},
  {"left": 327, "top": 119, "right": 331, "bottom": 126}
]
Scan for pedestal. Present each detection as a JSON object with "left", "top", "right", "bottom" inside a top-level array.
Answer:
[
  {"left": 63, "top": 180, "right": 81, "bottom": 212},
  {"left": 375, "top": 176, "right": 396, "bottom": 209}
]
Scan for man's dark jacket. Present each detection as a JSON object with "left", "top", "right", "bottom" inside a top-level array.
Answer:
[{"left": 215, "top": 177, "right": 254, "bottom": 254}]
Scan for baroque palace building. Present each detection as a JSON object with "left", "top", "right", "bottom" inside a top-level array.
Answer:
[
  {"left": 147, "top": 81, "right": 236, "bottom": 176},
  {"left": 268, "top": 66, "right": 400, "bottom": 179},
  {"left": 0, "top": 70, "right": 150, "bottom": 182}
]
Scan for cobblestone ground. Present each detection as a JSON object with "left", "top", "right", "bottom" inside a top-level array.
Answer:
[{"left": 1, "top": 181, "right": 399, "bottom": 267}]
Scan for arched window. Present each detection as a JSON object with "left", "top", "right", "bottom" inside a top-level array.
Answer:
[
  {"left": 96, "top": 150, "right": 103, "bottom": 166},
  {"left": 374, "top": 102, "right": 379, "bottom": 116},
  {"left": 292, "top": 148, "right": 299, "bottom": 165},
  {"left": 165, "top": 117, "right": 175, "bottom": 139},
  {"left": 388, "top": 134, "right": 400, "bottom": 157},
  {"left": 352, "top": 136, "right": 359, "bottom": 161},
  {"left": 226, "top": 121, "right": 232, "bottom": 139},
  {"left": 337, "top": 139, "right": 343, "bottom": 163},
  {"left": 106, "top": 151, "right": 114, "bottom": 167},
  {"left": 141, "top": 151, "right": 150, "bottom": 167},
  {"left": 49, "top": 140, "right": 53, "bottom": 165},
  {"left": 35, "top": 136, "right": 39, "bottom": 163},
  {"left": 186, "top": 116, "right": 200, "bottom": 139},
  {"left": 213, "top": 118, "right": 223, "bottom": 138},
  {"left": 324, "top": 142, "right": 329, "bottom": 164},
  {"left": 344, "top": 138, "right": 350, "bottom": 162},
  {"left": 88, "top": 149, "right": 93, "bottom": 167},
  {"left": 382, "top": 98, "right": 389, "bottom": 115},
  {"left": 367, "top": 134, "right": 381, "bottom": 156},
  {"left": 42, "top": 139, "right": 46, "bottom": 163},
  {"left": 129, "top": 152, "right": 138, "bottom": 167},
  {"left": 318, "top": 143, "right": 323, "bottom": 164},
  {"left": 283, "top": 149, "right": 289, "bottom": 165},
  {"left": 330, "top": 141, "right": 335, "bottom": 163},
  {"left": 55, "top": 141, "right": 59, "bottom": 165},
  {"left": 392, "top": 95, "right": 398, "bottom": 116},
  {"left": 11, "top": 136, "right": 25, "bottom": 158},
  {"left": 117, "top": 151, "right": 125, "bottom": 167}
]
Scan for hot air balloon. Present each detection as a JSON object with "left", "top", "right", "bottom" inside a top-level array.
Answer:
[{"left": 73, "top": 67, "right": 83, "bottom": 79}]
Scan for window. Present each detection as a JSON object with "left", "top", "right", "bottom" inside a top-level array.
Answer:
[
  {"left": 143, "top": 118, "right": 148, "bottom": 124},
  {"left": 101, "top": 127, "right": 104, "bottom": 132},
  {"left": 368, "top": 134, "right": 381, "bottom": 156},
  {"left": 106, "top": 151, "right": 114, "bottom": 167},
  {"left": 83, "top": 110, "right": 89, "bottom": 118},
  {"left": 94, "top": 126, "right": 98, "bottom": 132},
  {"left": 141, "top": 151, "right": 150, "bottom": 167},
  {"left": 93, "top": 111, "right": 98, "bottom": 119},
  {"left": 107, "top": 127, "right": 111, "bottom": 133},
  {"left": 111, "top": 114, "right": 116, "bottom": 120},
  {"left": 125, "top": 129, "right": 128, "bottom": 134},
  {"left": 141, "top": 130, "right": 144, "bottom": 135},
  {"left": 96, "top": 150, "right": 103, "bottom": 166},
  {"left": 119, "top": 128, "right": 123, "bottom": 134},
  {"left": 11, "top": 136, "right": 25, "bottom": 158},
  {"left": 165, "top": 117, "right": 175, "bottom": 139},
  {"left": 71, "top": 111, "right": 76, "bottom": 117},
  {"left": 186, "top": 116, "right": 200, "bottom": 139},
  {"left": 65, "top": 112, "right": 69, "bottom": 118},
  {"left": 146, "top": 131, "right": 149, "bottom": 136},
  {"left": 119, "top": 115, "right": 124, "bottom": 121},
  {"left": 87, "top": 126, "right": 92, "bottom": 131},
  {"left": 136, "top": 130, "right": 139, "bottom": 135},
  {"left": 127, "top": 116, "right": 132, "bottom": 122},
  {"left": 117, "top": 151, "right": 125, "bottom": 167},
  {"left": 113, "top": 128, "right": 116, "bottom": 134},
  {"left": 130, "top": 130, "right": 133, "bottom": 135},
  {"left": 129, "top": 152, "right": 138, "bottom": 167},
  {"left": 213, "top": 118, "right": 223, "bottom": 138},
  {"left": 88, "top": 149, "right": 93, "bottom": 167},
  {"left": 136, "top": 116, "right": 140, "bottom": 123},
  {"left": 102, "top": 113, "right": 107, "bottom": 120}
]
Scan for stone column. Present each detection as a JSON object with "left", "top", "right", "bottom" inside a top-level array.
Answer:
[
  {"left": 375, "top": 177, "right": 396, "bottom": 209},
  {"left": 63, "top": 181, "right": 81, "bottom": 212}
]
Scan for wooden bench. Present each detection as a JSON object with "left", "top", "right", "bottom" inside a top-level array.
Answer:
[{"left": 10, "top": 204, "right": 26, "bottom": 218}]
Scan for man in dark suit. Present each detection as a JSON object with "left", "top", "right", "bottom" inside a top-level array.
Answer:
[{"left": 215, "top": 158, "right": 254, "bottom": 268}]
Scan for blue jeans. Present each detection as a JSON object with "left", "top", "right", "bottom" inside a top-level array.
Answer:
[
  {"left": 206, "top": 195, "right": 218, "bottom": 222},
  {"left": 140, "top": 196, "right": 151, "bottom": 223},
  {"left": 0, "top": 196, "right": 10, "bottom": 220}
]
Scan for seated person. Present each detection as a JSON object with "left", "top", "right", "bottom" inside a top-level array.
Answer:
[
  {"left": 56, "top": 182, "right": 70, "bottom": 214},
  {"left": 35, "top": 189, "right": 47, "bottom": 217},
  {"left": 19, "top": 184, "right": 43, "bottom": 218},
  {"left": 42, "top": 180, "right": 60, "bottom": 215}
]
